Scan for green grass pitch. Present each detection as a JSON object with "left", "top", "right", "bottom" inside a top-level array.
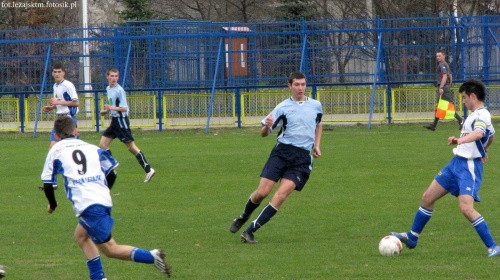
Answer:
[{"left": 2, "top": 121, "right": 500, "bottom": 279}]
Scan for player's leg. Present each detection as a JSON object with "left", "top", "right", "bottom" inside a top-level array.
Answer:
[
  {"left": 391, "top": 179, "right": 448, "bottom": 249},
  {"left": 230, "top": 177, "right": 275, "bottom": 233},
  {"left": 101, "top": 118, "right": 119, "bottom": 155},
  {"left": 125, "top": 141, "right": 155, "bottom": 182},
  {"left": 241, "top": 178, "right": 296, "bottom": 244},
  {"left": 459, "top": 196, "right": 499, "bottom": 256},
  {"left": 230, "top": 152, "right": 285, "bottom": 234},
  {"left": 96, "top": 238, "right": 171, "bottom": 276},
  {"left": 424, "top": 90, "right": 440, "bottom": 131},
  {"left": 269, "top": 178, "right": 296, "bottom": 209},
  {"left": 99, "top": 136, "right": 114, "bottom": 154},
  {"left": 74, "top": 224, "right": 106, "bottom": 280}
]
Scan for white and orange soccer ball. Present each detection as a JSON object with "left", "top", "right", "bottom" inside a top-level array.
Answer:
[{"left": 378, "top": 235, "right": 403, "bottom": 257}]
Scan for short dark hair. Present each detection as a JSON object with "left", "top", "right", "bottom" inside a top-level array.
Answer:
[
  {"left": 459, "top": 79, "right": 486, "bottom": 101},
  {"left": 437, "top": 49, "right": 446, "bottom": 56},
  {"left": 52, "top": 62, "right": 65, "bottom": 71},
  {"left": 54, "top": 116, "right": 76, "bottom": 139},
  {"left": 288, "top": 71, "right": 306, "bottom": 84},
  {"left": 106, "top": 67, "right": 119, "bottom": 76}
]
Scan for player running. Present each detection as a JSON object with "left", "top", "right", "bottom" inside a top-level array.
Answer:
[
  {"left": 229, "top": 71, "right": 323, "bottom": 244},
  {"left": 41, "top": 116, "right": 171, "bottom": 279},
  {"left": 99, "top": 68, "right": 155, "bottom": 183},
  {"left": 391, "top": 79, "right": 500, "bottom": 257}
]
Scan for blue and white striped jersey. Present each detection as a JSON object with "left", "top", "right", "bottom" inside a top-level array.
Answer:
[
  {"left": 262, "top": 97, "right": 323, "bottom": 151},
  {"left": 454, "top": 107, "right": 495, "bottom": 159},
  {"left": 53, "top": 79, "right": 79, "bottom": 115},
  {"left": 106, "top": 84, "right": 129, "bottom": 118},
  {"left": 41, "top": 138, "right": 118, "bottom": 217}
]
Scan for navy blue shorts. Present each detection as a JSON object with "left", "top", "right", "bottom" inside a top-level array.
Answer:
[
  {"left": 79, "top": 205, "right": 114, "bottom": 244},
  {"left": 103, "top": 116, "right": 134, "bottom": 143},
  {"left": 260, "top": 143, "right": 313, "bottom": 191}
]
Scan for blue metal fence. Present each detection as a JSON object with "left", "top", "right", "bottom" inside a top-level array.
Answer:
[{"left": 0, "top": 16, "right": 499, "bottom": 130}]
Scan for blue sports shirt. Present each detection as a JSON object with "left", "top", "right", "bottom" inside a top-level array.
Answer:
[
  {"left": 106, "top": 84, "right": 128, "bottom": 118},
  {"left": 262, "top": 97, "right": 323, "bottom": 151}
]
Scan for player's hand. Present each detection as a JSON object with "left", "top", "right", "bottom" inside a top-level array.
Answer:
[
  {"left": 104, "top": 104, "right": 111, "bottom": 111},
  {"left": 482, "top": 154, "right": 488, "bottom": 163},
  {"left": 49, "top": 98, "right": 59, "bottom": 105},
  {"left": 313, "top": 147, "right": 321, "bottom": 158},
  {"left": 99, "top": 110, "right": 108, "bottom": 116},
  {"left": 448, "top": 136, "right": 458, "bottom": 146},
  {"left": 264, "top": 115, "right": 274, "bottom": 128},
  {"left": 47, "top": 204, "right": 56, "bottom": 214},
  {"left": 42, "top": 106, "right": 53, "bottom": 112}
]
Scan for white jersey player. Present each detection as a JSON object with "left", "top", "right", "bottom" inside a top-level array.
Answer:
[
  {"left": 42, "top": 62, "right": 79, "bottom": 150},
  {"left": 391, "top": 79, "right": 499, "bottom": 257},
  {"left": 41, "top": 116, "right": 171, "bottom": 279}
]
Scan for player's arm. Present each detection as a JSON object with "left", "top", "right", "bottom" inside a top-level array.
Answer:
[
  {"left": 261, "top": 114, "right": 274, "bottom": 137},
  {"left": 98, "top": 148, "right": 119, "bottom": 189},
  {"left": 43, "top": 183, "right": 57, "bottom": 213},
  {"left": 104, "top": 104, "right": 127, "bottom": 112},
  {"left": 106, "top": 170, "right": 117, "bottom": 190},
  {"left": 448, "top": 129, "right": 484, "bottom": 146},
  {"left": 449, "top": 73, "right": 453, "bottom": 87},
  {"left": 313, "top": 124, "right": 322, "bottom": 159},
  {"left": 485, "top": 133, "right": 494, "bottom": 152},
  {"left": 439, "top": 73, "right": 447, "bottom": 93},
  {"left": 49, "top": 98, "right": 79, "bottom": 107},
  {"left": 43, "top": 105, "right": 56, "bottom": 112}
]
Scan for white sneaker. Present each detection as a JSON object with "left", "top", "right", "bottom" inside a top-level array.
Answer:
[
  {"left": 151, "top": 249, "right": 171, "bottom": 277},
  {"left": 144, "top": 168, "right": 156, "bottom": 183},
  {"left": 0, "top": 265, "right": 6, "bottom": 279}
]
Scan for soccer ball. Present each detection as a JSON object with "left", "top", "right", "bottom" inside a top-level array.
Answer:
[{"left": 378, "top": 235, "right": 403, "bottom": 257}]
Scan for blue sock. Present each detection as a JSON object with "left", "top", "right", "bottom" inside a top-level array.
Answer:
[
  {"left": 242, "top": 196, "right": 260, "bottom": 219},
  {"left": 410, "top": 206, "right": 433, "bottom": 236},
  {"left": 245, "top": 203, "right": 278, "bottom": 233},
  {"left": 472, "top": 216, "right": 496, "bottom": 248},
  {"left": 130, "top": 247, "right": 154, "bottom": 264},
  {"left": 87, "top": 256, "right": 106, "bottom": 280}
]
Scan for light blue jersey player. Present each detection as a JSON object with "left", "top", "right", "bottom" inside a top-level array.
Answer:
[
  {"left": 99, "top": 68, "right": 155, "bottom": 183},
  {"left": 106, "top": 83, "right": 128, "bottom": 118},
  {"left": 230, "top": 71, "right": 323, "bottom": 244},
  {"left": 41, "top": 116, "right": 171, "bottom": 279},
  {"left": 391, "top": 79, "right": 500, "bottom": 257},
  {"left": 265, "top": 95, "right": 323, "bottom": 151}
]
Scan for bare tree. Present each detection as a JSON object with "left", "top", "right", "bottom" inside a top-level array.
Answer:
[
  {"left": 226, "top": 0, "right": 275, "bottom": 22},
  {"left": 162, "top": 0, "right": 274, "bottom": 22}
]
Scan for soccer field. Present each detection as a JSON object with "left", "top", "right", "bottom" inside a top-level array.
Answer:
[{"left": 2, "top": 122, "right": 500, "bottom": 279}]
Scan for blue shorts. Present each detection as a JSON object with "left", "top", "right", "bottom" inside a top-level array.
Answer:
[
  {"left": 102, "top": 116, "right": 135, "bottom": 143},
  {"left": 51, "top": 115, "right": 78, "bottom": 141},
  {"left": 435, "top": 156, "right": 483, "bottom": 202},
  {"left": 78, "top": 205, "right": 114, "bottom": 244},
  {"left": 260, "top": 143, "right": 313, "bottom": 191}
]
